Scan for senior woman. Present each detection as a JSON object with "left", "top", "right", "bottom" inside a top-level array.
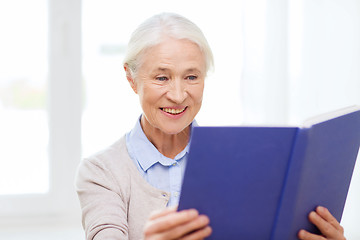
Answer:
[{"left": 76, "top": 13, "right": 346, "bottom": 240}]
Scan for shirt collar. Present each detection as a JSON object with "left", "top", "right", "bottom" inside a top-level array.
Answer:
[{"left": 126, "top": 116, "right": 197, "bottom": 171}]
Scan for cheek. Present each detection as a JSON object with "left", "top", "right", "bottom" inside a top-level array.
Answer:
[
  {"left": 138, "top": 84, "right": 163, "bottom": 109},
  {"left": 190, "top": 84, "right": 205, "bottom": 104},
  {"left": 137, "top": 88, "right": 152, "bottom": 113},
  {"left": 139, "top": 91, "right": 152, "bottom": 111}
]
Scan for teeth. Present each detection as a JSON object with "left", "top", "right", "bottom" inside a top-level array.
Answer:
[{"left": 162, "top": 108, "right": 186, "bottom": 115}]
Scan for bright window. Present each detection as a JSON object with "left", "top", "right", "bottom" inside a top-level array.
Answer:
[
  {"left": 0, "top": 0, "right": 82, "bottom": 221},
  {"left": 0, "top": 0, "right": 48, "bottom": 195}
]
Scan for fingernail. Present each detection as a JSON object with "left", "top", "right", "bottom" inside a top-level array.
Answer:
[
  {"left": 200, "top": 215, "right": 210, "bottom": 224},
  {"left": 309, "top": 211, "right": 317, "bottom": 218},
  {"left": 188, "top": 209, "right": 198, "bottom": 217},
  {"left": 317, "top": 206, "right": 327, "bottom": 213}
]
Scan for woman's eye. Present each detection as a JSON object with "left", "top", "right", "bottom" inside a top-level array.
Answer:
[
  {"left": 156, "top": 76, "right": 168, "bottom": 81},
  {"left": 186, "top": 75, "right": 197, "bottom": 80}
]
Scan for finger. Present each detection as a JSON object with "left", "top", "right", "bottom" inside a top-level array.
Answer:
[
  {"left": 308, "top": 211, "right": 339, "bottom": 238},
  {"left": 160, "top": 214, "right": 210, "bottom": 240},
  {"left": 180, "top": 226, "right": 212, "bottom": 240},
  {"left": 149, "top": 206, "right": 178, "bottom": 220},
  {"left": 315, "top": 206, "right": 344, "bottom": 233},
  {"left": 145, "top": 209, "right": 199, "bottom": 235},
  {"left": 298, "top": 229, "right": 326, "bottom": 240}
]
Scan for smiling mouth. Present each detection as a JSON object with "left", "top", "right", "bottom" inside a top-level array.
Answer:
[{"left": 160, "top": 107, "right": 187, "bottom": 115}]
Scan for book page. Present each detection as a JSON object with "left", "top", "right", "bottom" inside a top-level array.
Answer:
[{"left": 301, "top": 105, "right": 360, "bottom": 128}]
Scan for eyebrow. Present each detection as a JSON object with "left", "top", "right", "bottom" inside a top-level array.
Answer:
[
  {"left": 155, "top": 67, "right": 201, "bottom": 73},
  {"left": 151, "top": 67, "right": 203, "bottom": 76},
  {"left": 157, "top": 67, "right": 169, "bottom": 72},
  {"left": 184, "top": 68, "right": 201, "bottom": 73}
]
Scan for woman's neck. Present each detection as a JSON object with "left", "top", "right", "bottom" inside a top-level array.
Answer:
[{"left": 140, "top": 115, "right": 190, "bottom": 159}]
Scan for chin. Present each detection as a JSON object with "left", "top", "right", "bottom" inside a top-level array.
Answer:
[
  {"left": 162, "top": 127, "right": 186, "bottom": 135},
  {"left": 160, "top": 122, "right": 190, "bottom": 135}
]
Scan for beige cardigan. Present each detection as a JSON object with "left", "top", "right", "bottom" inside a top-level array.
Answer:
[{"left": 76, "top": 136, "right": 170, "bottom": 240}]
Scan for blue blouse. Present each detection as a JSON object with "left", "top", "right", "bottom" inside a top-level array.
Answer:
[{"left": 126, "top": 117, "right": 196, "bottom": 207}]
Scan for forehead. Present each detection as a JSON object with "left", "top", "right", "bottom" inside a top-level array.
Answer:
[{"left": 139, "top": 38, "right": 206, "bottom": 73}]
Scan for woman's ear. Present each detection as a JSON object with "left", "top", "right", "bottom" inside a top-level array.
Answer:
[{"left": 124, "top": 64, "right": 137, "bottom": 94}]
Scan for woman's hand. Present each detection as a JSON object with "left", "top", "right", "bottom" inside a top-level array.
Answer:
[
  {"left": 144, "top": 207, "right": 212, "bottom": 240},
  {"left": 298, "top": 206, "right": 346, "bottom": 240}
]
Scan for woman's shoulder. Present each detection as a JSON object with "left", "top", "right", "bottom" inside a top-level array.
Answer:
[
  {"left": 78, "top": 136, "right": 135, "bottom": 183},
  {"left": 76, "top": 135, "right": 135, "bottom": 195}
]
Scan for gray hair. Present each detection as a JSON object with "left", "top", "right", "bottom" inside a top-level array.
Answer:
[{"left": 123, "top": 12, "right": 214, "bottom": 77}]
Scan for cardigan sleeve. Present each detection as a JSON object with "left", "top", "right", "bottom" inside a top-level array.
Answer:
[{"left": 76, "top": 157, "right": 129, "bottom": 240}]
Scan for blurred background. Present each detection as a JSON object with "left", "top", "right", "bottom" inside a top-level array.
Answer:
[{"left": 0, "top": 0, "right": 359, "bottom": 239}]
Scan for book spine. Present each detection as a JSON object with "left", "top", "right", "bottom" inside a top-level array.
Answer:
[{"left": 270, "top": 128, "right": 310, "bottom": 240}]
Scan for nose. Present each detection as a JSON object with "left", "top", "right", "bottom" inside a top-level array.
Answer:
[{"left": 167, "top": 79, "right": 187, "bottom": 104}]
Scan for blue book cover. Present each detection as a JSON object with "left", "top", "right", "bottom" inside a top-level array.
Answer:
[{"left": 178, "top": 106, "right": 360, "bottom": 240}]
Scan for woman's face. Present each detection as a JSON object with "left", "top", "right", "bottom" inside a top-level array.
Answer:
[{"left": 128, "top": 37, "right": 206, "bottom": 135}]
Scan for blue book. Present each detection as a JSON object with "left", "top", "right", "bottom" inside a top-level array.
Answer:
[{"left": 178, "top": 106, "right": 360, "bottom": 240}]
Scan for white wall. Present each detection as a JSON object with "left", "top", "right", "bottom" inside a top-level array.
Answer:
[{"left": 241, "top": 0, "right": 360, "bottom": 238}]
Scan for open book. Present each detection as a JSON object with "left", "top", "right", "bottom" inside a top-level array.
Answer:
[{"left": 178, "top": 106, "right": 360, "bottom": 240}]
